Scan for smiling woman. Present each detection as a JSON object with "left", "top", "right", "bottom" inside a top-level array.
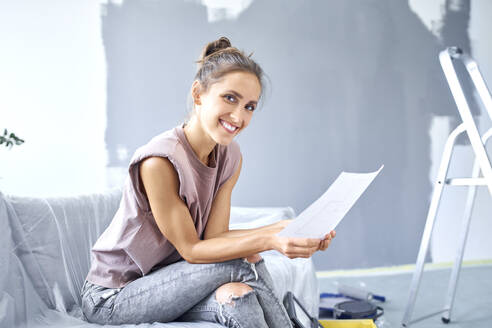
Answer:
[
  {"left": 184, "top": 70, "right": 261, "bottom": 162},
  {"left": 183, "top": 37, "right": 264, "bottom": 156},
  {"left": 80, "top": 36, "right": 335, "bottom": 327}
]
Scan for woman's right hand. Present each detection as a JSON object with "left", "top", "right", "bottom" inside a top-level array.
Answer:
[{"left": 270, "top": 235, "right": 321, "bottom": 259}]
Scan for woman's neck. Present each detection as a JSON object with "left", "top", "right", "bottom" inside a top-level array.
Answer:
[{"left": 183, "top": 116, "right": 217, "bottom": 166}]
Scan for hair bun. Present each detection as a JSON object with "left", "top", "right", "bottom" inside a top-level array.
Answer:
[{"left": 201, "top": 37, "right": 232, "bottom": 59}]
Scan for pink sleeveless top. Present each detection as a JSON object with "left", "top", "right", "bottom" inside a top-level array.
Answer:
[{"left": 85, "top": 124, "right": 241, "bottom": 288}]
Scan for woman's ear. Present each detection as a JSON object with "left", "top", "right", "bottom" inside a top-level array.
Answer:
[{"left": 191, "top": 80, "right": 202, "bottom": 106}]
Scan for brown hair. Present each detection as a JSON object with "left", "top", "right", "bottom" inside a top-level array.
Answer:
[{"left": 186, "top": 37, "right": 266, "bottom": 120}]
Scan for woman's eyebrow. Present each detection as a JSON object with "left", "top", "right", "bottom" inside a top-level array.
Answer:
[{"left": 225, "top": 90, "right": 258, "bottom": 104}]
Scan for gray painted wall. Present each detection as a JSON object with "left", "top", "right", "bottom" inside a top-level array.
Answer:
[
  {"left": 1, "top": 0, "right": 490, "bottom": 271},
  {"left": 101, "top": 0, "right": 481, "bottom": 270}
]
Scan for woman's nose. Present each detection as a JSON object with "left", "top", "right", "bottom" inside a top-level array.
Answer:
[{"left": 229, "top": 106, "right": 243, "bottom": 123}]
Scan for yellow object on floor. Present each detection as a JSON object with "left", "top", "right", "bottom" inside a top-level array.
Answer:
[{"left": 319, "top": 319, "right": 377, "bottom": 328}]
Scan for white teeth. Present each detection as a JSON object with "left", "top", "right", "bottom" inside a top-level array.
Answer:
[{"left": 220, "top": 120, "right": 237, "bottom": 132}]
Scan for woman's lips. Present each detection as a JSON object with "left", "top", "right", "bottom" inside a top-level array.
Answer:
[{"left": 219, "top": 119, "right": 238, "bottom": 134}]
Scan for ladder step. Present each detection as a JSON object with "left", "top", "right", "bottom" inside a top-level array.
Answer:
[{"left": 444, "top": 178, "right": 487, "bottom": 186}]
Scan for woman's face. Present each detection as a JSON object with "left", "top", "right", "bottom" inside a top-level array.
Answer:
[{"left": 194, "top": 71, "right": 261, "bottom": 145}]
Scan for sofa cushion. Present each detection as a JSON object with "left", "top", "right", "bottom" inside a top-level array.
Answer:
[
  {"left": 3, "top": 188, "right": 122, "bottom": 313},
  {"left": 1, "top": 189, "right": 319, "bottom": 327}
]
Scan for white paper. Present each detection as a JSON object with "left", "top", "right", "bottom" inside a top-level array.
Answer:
[{"left": 278, "top": 165, "right": 384, "bottom": 239}]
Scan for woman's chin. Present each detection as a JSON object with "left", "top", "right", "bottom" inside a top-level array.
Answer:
[
  {"left": 215, "top": 136, "right": 235, "bottom": 146},
  {"left": 213, "top": 128, "right": 238, "bottom": 145}
]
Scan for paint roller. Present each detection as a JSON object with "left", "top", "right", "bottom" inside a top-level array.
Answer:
[{"left": 337, "top": 284, "right": 386, "bottom": 302}]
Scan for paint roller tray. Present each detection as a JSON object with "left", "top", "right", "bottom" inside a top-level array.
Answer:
[{"left": 319, "top": 319, "right": 377, "bottom": 328}]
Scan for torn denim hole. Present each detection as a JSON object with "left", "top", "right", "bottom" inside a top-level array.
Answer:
[{"left": 216, "top": 290, "right": 254, "bottom": 323}]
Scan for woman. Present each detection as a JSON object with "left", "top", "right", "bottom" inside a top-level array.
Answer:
[{"left": 80, "top": 37, "right": 336, "bottom": 328}]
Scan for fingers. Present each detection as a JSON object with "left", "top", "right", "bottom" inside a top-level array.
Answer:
[
  {"left": 318, "top": 230, "right": 336, "bottom": 251},
  {"left": 279, "top": 238, "right": 319, "bottom": 259},
  {"left": 289, "top": 244, "right": 319, "bottom": 254},
  {"left": 245, "top": 253, "right": 262, "bottom": 263},
  {"left": 320, "top": 231, "right": 336, "bottom": 242},
  {"left": 278, "top": 231, "right": 337, "bottom": 259},
  {"left": 290, "top": 237, "right": 321, "bottom": 248},
  {"left": 319, "top": 238, "right": 332, "bottom": 251},
  {"left": 322, "top": 230, "right": 336, "bottom": 240}
]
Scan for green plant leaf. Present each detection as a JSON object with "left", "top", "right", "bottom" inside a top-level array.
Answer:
[{"left": 1, "top": 129, "right": 24, "bottom": 149}]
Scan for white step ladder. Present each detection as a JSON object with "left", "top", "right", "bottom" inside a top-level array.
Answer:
[{"left": 401, "top": 47, "right": 492, "bottom": 327}]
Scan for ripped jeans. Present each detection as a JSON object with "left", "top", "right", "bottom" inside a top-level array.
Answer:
[{"left": 80, "top": 257, "right": 293, "bottom": 328}]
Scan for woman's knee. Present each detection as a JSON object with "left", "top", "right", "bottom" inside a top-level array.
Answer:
[
  {"left": 215, "top": 282, "right": 253, "bottom": 305},
  {"left": 214, "top": 283, "right": 269, "bottom": 327}
]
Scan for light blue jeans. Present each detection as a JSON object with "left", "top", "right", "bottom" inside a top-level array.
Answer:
[{"left": 80, "top": 257, "right": 293, "bottom": 327}]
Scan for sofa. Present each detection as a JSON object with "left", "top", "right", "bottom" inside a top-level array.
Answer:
[{"left": 0, "top": 188, "right": 319, "bottom": 327}]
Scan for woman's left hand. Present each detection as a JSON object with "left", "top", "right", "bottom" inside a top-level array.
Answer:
[{"left": 318, "top": 230, "right": 336, "bottom": 251}]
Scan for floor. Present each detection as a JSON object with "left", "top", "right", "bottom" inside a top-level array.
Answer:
[{"left": 317, "top": 263, "right": 492, "bottom": 328}]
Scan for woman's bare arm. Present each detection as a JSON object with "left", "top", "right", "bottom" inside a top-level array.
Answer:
[
  {"left": 139, "top": 156, "right": 322, "bottom": 263},
  {"left": 206, "top": 221, "right": 289, "bottom": 238}
]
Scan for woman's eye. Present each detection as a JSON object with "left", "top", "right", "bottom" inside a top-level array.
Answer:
[
  {"left": 245, "top": 105, "right": 256, "bottom": 111},
  {"left": 224, "top": 95, "right": 236, "bottom": 102}
]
